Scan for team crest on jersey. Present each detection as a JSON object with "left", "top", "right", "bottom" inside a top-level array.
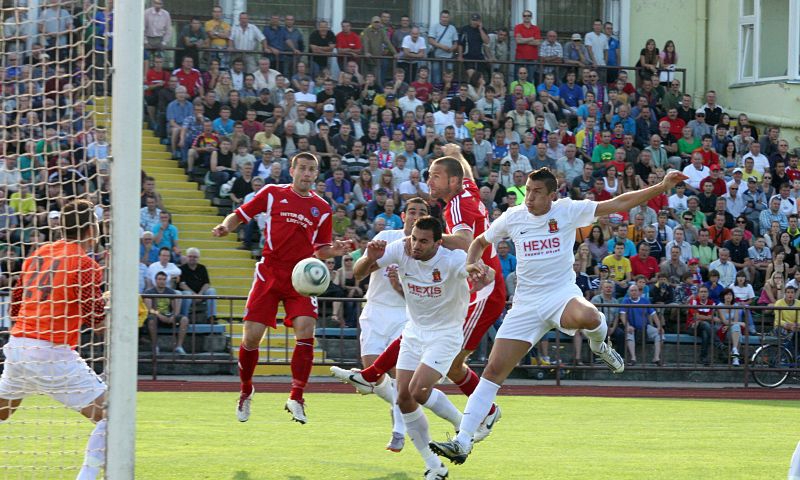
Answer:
[
  {"left": 310, "top": 207, "right": 320, "bottom": 217},
  {"left": 548, "top": 218, "right": 559, "bottom": 233},
  {"left": 432, "top": 269, "right": 441, "bottom": 283}
]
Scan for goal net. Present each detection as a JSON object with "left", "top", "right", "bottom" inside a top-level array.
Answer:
[{"left": 0, "top": 0, "right": 120, "bottom": 476}]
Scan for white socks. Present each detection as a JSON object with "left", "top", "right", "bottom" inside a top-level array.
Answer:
[
  {"left": 402, "top": 406, "right": 440, "bottom": 470},
  {"left": 455, "top": 378, "right": 500, "bottom": 447},
  {"left": 77, "top": 419, "right": 106, "bottom": 480},
  {"left": 584, "top": 312, "right": 608, "bottom": 353},
  {"left": 373, "top": 375, "right": 393, "bottom": 403},
  {"left": 790, "top": 440, "right": 800, "bottom": 480},
  {"left": 422, "top": 388, "right": 463, "bottom": 430}
]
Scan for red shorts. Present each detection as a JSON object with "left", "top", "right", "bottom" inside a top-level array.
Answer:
[
  {"left": 244, "top": 261, "right": 318, "bottom": 328},
  {"left": 462, "top": 279, "right": 507, "bottom": 351}
]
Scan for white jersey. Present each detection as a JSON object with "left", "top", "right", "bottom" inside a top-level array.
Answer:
[
  {"left": 377, "top": 240, "right": 469, "bottom": 331},
  {"left": 364, "top": 229, "right": 407, "bottom": 309},
  {"left": 483, "top": 198, "right": 597, "bottom": 299}
]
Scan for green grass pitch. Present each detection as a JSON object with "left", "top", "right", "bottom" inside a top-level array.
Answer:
[{"left": 1, "top": 392, "right": 797, "bottom": 479}]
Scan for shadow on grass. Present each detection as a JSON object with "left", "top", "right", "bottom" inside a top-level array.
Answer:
[{"left": 367, "top": 474, "right": 413, "bottom": 480}]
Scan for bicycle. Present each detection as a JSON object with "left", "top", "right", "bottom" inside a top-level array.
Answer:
[{"left": 750, "top": 330, "right": 799, "bottom": 388}]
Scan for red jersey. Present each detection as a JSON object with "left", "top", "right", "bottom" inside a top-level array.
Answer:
[
  {"left": 513, "top": 23, "right": 541, "bottom": 60},
  {"left": 10, "top": 240, "right": 105, "bottom": 347},
  {"left": 235, "top": 184, "right": 333, "bottom": 267},
  {"left": 647, "top": 193, "right": 669, "bottom": 213},
  {"left": 443, "top": 178, "right": 504, "bottom": 290},
  {"left": 687, "top": 295, "right": 714, "bottom": 327},
  {"left": 630, "top": 255, "right": 659, "bottom": 279},
  {"left": 660, "top": 116, "right": 686, "bottom": 138},
  {"left": 411, "top": 81, "right": 433, "bottom": 102},
  {"left": 145, "top": 68, "right": 171, "bottom": 97},
  {"left": 786, "top": 167, "right": 800, "bottom": 182},
  {"left": 336, "top": 31, "right": 362, "bottom": 51},
  {"left": 172, "top": 67, "right": 203, "bottom": 97},
  {"left": 692, "top": 147, "right": 721, "bottom": 169}
]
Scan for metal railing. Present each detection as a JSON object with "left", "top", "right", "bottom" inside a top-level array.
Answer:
[
  {"left": 127, "top": 293, "right": 798, "bottom": 386},
  {"left": 147, "top": 45, "right": 687, "bottom": 91}
]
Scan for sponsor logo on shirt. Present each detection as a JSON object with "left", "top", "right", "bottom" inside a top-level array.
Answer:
[
  {"left": 548, "top": 218, "right": 559, "bottom": 233},
  {"left": 521, "top": 237, "right": 561, "bottom": 257},
  {"left": 432, "top": 268, "right": 441, "bottom": 283},
  {"left": 407, "top": 284, "right": 443, "bottom": 298},
  {"left": 310, "top": 207, "right": 320, "bottom": 217},
  {"left": 280, "top": 211, "right": 314, "bottom": 228}
]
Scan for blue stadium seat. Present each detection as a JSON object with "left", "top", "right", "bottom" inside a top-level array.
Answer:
[{"left": 315, "top": 327, "right": 359, "bottom": 339}]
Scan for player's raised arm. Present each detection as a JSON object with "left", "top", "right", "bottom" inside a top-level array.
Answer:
[
  {"left": 441, "top": 229, "right": 473, "bottom": 252},
  {"left": 466, "top": 234, "right": 491, "bottom": 267},
  {"left": 441, "top": 143, "right": 475, "bottom": 181},
  {"left": 595, "top": 170, "right": 688, "bottom": 217},
  {"left": 354, "top": 240, "right": 387, "bottom": 282}
]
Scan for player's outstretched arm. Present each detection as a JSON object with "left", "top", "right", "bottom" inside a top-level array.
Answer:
[
  {"left": 212, "top": 212, "right": 243, "bottom": 237},
  {"left": 595, "top": 170, "right": 688, "bottom": 217},
  {"left": 316, "top": 240, "right": 353, "bottom": 260},
  {"left": 441, "top": 143, "right": 475, "bottom": 181},
  {"left": 353, "top": 240, "right": 386, "bottom": 282},
  {"left": 441, "top": 228, "right": 473, "bottom": 252}
]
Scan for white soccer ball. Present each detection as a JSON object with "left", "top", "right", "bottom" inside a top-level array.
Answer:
[{"left": 291, "top": 257, "right": 331, "bottom": 297}]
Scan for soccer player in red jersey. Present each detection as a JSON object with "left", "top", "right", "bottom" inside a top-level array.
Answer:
[
  {"left": 333, "top": 144, "right": 506, "bottom": 441},
  {"left": 1, "top": 200, "right": 108, "bottom": 480},
  {"left": 212, "top": 152, "right": 351, "bottom": 424}
]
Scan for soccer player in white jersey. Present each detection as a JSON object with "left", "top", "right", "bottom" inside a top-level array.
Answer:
[
  {"left": 331, "top": 197, "right": 430, "bottom": 453},
  {"left": 355, "top": 216, "right": 494, "bottom": 480},
  {"left": 430, "top": 167, "right": 688, "bottom": 465}
]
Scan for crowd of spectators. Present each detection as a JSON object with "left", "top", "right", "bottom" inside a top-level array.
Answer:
[{"left": 3, "top": 3, "right": 800, "bottom": 365}]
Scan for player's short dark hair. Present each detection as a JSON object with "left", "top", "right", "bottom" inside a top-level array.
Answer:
[
  {"left": 403, "top": 197, "right": 429, "bottom": 214},
  {"left": 413, "top": 216, "right": 443, "bottom": 242},
  {"left": 159, "top": 247, "right": 171, "bottom": 255},
  {"left": 527, "top": 167, "right": 558, "bottom": 193},
  {"left": 61, "top": 199, "right": 96, "bottom": 240},
  {"left": 430, "top": 156, "right": 464, "bottom": 180},
  {"left": 155, "top": 271, "right": 168, "bottom": 279},
  {"left": 291, "top": 152, "right": 319, "bottom": 169}
]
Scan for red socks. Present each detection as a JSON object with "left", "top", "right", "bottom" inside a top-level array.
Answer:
[
  {"left": 361, "top": 336, "right": 401, "bottom": 382},
  {"left": 238, "top": 344, "right": 260, "bottom": 395},
  {"left": 290, "top": 338, "right": 315, "bottom": 401},
  {"left": 456, "top": 368, "right": 480, "bottom": 396},
  {"left": 456, "top": 367, "right": 496, "bottom": 415}
]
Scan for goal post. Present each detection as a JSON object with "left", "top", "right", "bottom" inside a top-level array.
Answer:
[{"left": 106, "top": 0, "right": 144, "bottom": 477}]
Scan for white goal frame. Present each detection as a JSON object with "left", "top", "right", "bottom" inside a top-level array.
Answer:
[{"left": 106, "top": 0, "right": 144, "bottom": 477}]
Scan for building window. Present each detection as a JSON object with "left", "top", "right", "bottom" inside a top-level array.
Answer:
[
  {"left": 738, "top": 0, "right": 800, "bottom": 82},
  {"left": 345, "top": 0, "right": 411, "bottom": 26},
  {"left": 442, "top": 0, "right": 512, "bottom": 33},
  {"left": 246, "top": 0, "right": 317, "bottom": 23}
]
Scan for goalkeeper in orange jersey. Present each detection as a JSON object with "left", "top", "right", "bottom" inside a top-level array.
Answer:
[{"left": 0, "top": 199, "right": 109, "bottom": 480}]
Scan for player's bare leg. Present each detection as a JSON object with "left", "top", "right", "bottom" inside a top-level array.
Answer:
[
  {"left": 285, "top": 315, "right": 316, "bottom": 424},
  {"left": 237, "top": 320, "right": 267, "bottom": 422},
  {"left": 0, "top": 398, "right": 22, "bottom": 422},
  {"left": 446, "top": 349, "right": 500, "bottom": 443},
  {"left": 560, "top": 297, "right": 623, "bottom": 373},
  {"left": 397, "top": 366, "right": 452, "bottom": 479},
  {"left": 77, "top": 394, "right": 107, "bottom": 480},
  {"left": 431, "top": 338, "right": 531, "bottom": 464},
  {"left": 361, "top": 354, "right": 405, "bottom": 452}
]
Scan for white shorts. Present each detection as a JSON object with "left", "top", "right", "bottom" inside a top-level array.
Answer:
[
  {"left": 396, "top": 323, "right": 463, "bottom": 377},
  {"left": 0, "top": 336, "right": 107, "bottom": 411},
  {"left": 496, "top": 284, "right": 581, "bottom": 346},
  {"left": 359, "top": 305, "right": 407, "bottom": 356}
]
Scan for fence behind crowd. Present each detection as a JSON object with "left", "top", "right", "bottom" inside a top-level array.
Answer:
[{"left": 45, "top": 293, "right": 791, "bottom": 387}]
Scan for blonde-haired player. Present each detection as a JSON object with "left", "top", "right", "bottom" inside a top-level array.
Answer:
[{"left": 1, "top": 200, "right": 108, "bottom": 480}]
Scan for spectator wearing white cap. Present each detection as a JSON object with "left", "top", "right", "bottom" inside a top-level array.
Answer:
[{"left": 563, "top": 33, "right": 593, "bottom": 68}]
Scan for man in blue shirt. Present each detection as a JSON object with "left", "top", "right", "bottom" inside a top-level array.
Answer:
[
  {"left": 375, "top": 198, "right": 403, "bottom": 230},
  {"left": 620, "top": 284, "right": 663, "bottom": 365},
  {"left": 152, "top": 211, "right": 181, "bottom": 261},
  {"left": 211, "top": 106, "right": 235, "bottom": 136},
  {"left": 604, "top": 22, "right": 620, "bottom": 83},
  {"left": 559, "top": 71, "right": 584, "bottom": 115},
  {"left": 167, "top": 86, "right": 193, "bottom": 157},
  {"left": 497, "top": 240, "right": 516, "bottom": 279},
  {"left": 262, "top": 15, "right": 287, "bottom": 65},
  {"left": 607, "top": 225, "right": 638, "bottom": 257}
]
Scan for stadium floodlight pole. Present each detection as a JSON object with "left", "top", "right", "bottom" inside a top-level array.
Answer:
[{"left": 107, "top": 0, "right": 144, "bottom": 477}]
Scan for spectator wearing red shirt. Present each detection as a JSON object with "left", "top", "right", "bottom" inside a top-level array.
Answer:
[
  {"left": 145, "top": 57, "right": 171, "bottom": 128},
  {"left": 410, "top": 66, "right": 433, "bottom": 102},
  {"left": 335, "top": 20, "right": 362, "bottom": 70},
  {"left": 687, "top": 285, "right": 717, "bottom": 365},
  {"left": 691, "top": 134, "right": 721, "bottom": 169},
  {"left": 660, "top": 107, "right": 686, "bottom": 138},
  {"left": 513, "top": 10, "right": 542, "bottom": 76},
  {"left": 172, "top": 55, "right": 203, "bottom": 98},
  {"left": 241, "top": 109, "right": 263, "bottom": 139},
  {"left": 630, "top": 243, "right": 659, "bottom": 280},
  {"left": 699, "top": 165, "right": 728, "bottom": 197},
  {"left": 707, "top": 212, "right": 732, "bottom": 247},
  {"left": 589, "top": 177, "right": 612, "bottom": 201}
]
